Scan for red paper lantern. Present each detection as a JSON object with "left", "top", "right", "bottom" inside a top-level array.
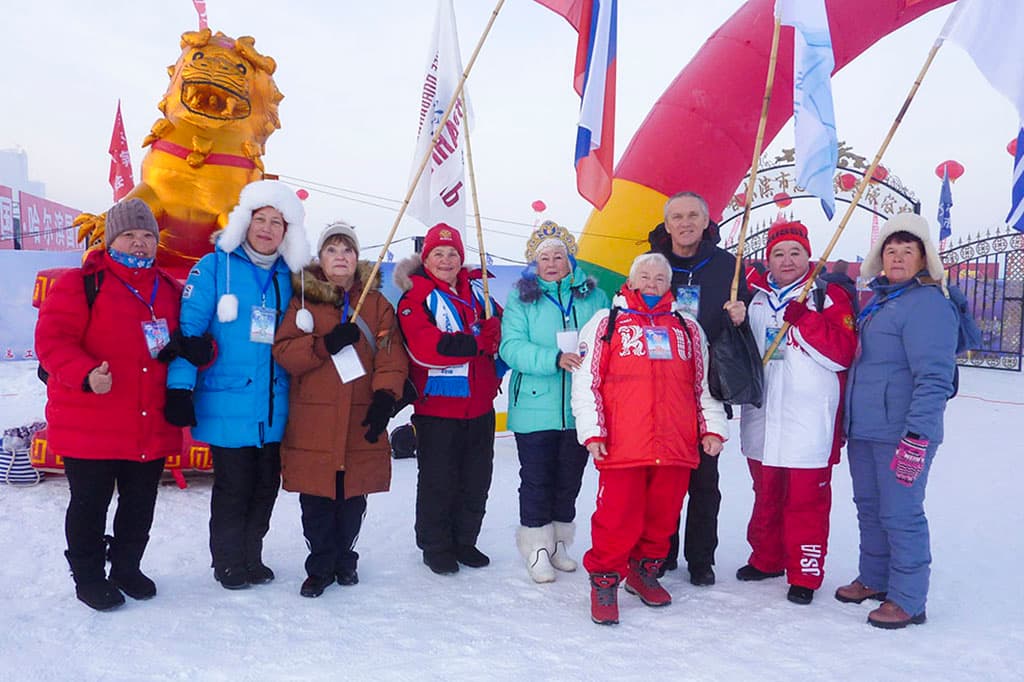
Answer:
[
  {"left": 295, "top": 188, "right": 309, "bottom": 200},
  {"left": 839, "top": 173, "right": 857, "bottom": 191},
  {"left": 531, "top": 200, "right": 547, "bottom": 213},
  {"left": 870, "top": 165, "right": 889, "bottom": 183},
  {"left": 1008, "top": 138, "right": 1018, "bottom": 157},
  {"left": 934, "top": 160, "right": 965, "bottom": 182},
  {"left": 773, "top": 192, "right": 792, "bottom": 208}
]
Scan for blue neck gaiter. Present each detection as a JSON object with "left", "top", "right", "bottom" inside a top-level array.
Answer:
[
  {"left": 642, "top": 293, "right": 661, "bottom": 309},
  {"left": 108, "top": 248, "right": 155, "bottom": 269}
]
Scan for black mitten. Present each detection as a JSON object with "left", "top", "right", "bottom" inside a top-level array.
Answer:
[
  {"left": 164, "top": 388, "right": 197, "bottom": 427},
  {"left": 324, "top": 323, "right": 360, "bottom": 354},
  {"left": 362, "top": 390, "right": 397, "bottom": 443}
]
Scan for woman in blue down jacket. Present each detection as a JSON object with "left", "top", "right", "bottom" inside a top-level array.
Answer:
[
  {"left": 837, "top": 213, "right": 958, "bottom": 629},
  {"left": 165, "top": 180, "right": 310, "bottom": 590},
  {"left": 500, "top": 222, "right": 608, "bottom": 583}
]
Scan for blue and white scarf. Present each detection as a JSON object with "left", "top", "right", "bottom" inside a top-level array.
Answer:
[
  {"left": 423, "top": 286, "right": 487, "bottom": 398},
  {"left": 108, "top": 248, "right": 154, "bottom": 269}
]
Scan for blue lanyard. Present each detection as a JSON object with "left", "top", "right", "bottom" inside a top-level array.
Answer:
[
  {"left": 767, "top": 277, "right": 804, "bottom": 314},
  {"left": 858, "top": 286, "right": 910, "bottom": 325},
  {"left": 672, "top": 257, "right": 712, "bottom": 285},
  {"left": 252, "top": 263, "right": 277, "bottom": 306},
  {"left": 113, "top": 274, "right": 159, "bottom": 320},
  {"left": 621, "top": 307, "right": 674, "bottom": 325},
  {"left": 544, "top": 291, "right": 574, "bottom": 322},
  {"left": 341, "top": 290, "right": 350, "bottom": 323}
]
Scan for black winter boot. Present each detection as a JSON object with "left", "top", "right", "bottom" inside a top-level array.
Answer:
[
  {"left": 66, "top": 550, "right": 124, "bottom": 611},
  {"left": 108, "top": 537, "right": 156, "bottom": 600}
]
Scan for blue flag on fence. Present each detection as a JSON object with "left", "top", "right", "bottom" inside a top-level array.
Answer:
[
  {"left": 938, "top": 167, "right": 953, "bottom": 244},
  {"left": 1008, "top": 127, "right": 1024, "bottom": 232}
]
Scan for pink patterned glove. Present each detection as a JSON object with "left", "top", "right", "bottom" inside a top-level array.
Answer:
[{"left": 891, "top": 435, "right": 928, "bottom": 487}]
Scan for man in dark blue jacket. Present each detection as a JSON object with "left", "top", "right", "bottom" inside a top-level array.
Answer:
[{"left": 649, "top": 191, "right": 750, "bottom": 586}]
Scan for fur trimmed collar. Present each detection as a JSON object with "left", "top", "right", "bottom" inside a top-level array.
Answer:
[{"left": 293, "top": 262, "right": 381, "bottom": 305}]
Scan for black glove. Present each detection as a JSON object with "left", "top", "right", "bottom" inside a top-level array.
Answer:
[
  {"left": 324, "top": 322, "right": 360, "bottom": 355},
  {"left": 157, "top": 330, "right": 215, "bottom": 366},
  {"left": 362, "top": 390, "right": 397, "bottom": 443},
  {"left": 164, "top": 388, "right": 197, "bottom": 427}
]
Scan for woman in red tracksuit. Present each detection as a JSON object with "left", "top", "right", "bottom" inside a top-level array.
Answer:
[
  {"left": 35, "top": 199, "right": 183, "bottom": 612},
  {"left": 571, "top": 253, "right": 728, "bottom": 625},
  {"left": 736, "top": 221, "right": 856, "bottom": 605},
  {"left": 393, "top": 223, "right": 502, "bottom": 576}
]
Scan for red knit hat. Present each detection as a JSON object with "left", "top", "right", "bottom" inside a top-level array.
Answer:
[
  {"left": 766, "top": 221, "right": 811, "bottom": 258},
  {"left": 422, "top": 223, "right": 465, "bottom": 262}
]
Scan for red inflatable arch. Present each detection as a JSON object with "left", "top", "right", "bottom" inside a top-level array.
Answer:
[{"left": 577, "top": 0, "right": 955, "bottom": 283}]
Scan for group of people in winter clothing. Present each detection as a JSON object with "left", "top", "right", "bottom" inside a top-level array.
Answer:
[{"left": 36, "top": 181, "right": 959, "bottom": 632}]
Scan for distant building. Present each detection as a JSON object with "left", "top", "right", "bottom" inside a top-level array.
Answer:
[{"left": 0, "top": 148, "right": 46, "bottom": 198}]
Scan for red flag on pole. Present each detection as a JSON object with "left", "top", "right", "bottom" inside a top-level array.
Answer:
[
  {"left": 108, "top": 100, "right": 135, "bottom": 202},
  {"left": 193, "top": 0, "right": 209, "bottom": 30}
]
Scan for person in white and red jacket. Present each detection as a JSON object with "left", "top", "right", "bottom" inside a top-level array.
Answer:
[
  {"left": 736, "top": 221, "right": 856, "bottom": 606},
  {"left": 571, "top": 253, "right": 727, "bottom": 625}
]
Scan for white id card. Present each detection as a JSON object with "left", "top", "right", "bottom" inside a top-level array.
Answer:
[
  {"left": 141, "top": 318, "right": 170, "bottom": 358},
  {"left": 676, "top": 285, "right": 701, "bottom": 318},
  {"left": 331, "top": 345, "right": 366, "bottom": 383},
  {"left": 556, "top": 330, "right": 579, "bottom": 353},
  {"left": 250, "top": 306, "right": 276, "bottom": 344}
]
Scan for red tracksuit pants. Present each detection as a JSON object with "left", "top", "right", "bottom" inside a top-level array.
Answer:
[
  {"left": 745, "top": 459, "right": 833, "bottom": 589},
  {"left": 583, "top": 465, "right": 691, "bottom": 577}
]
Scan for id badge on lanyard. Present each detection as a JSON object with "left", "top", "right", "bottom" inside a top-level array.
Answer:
[
  {"left": 765, "top": 326, "right": 785, "bottom": 361},
  {"left": 644, "top": 326, "right": 673, "bottom": 360},
  {"left": 250, "top": 306, "right": 277, "bottom": 344},
  {"left": 141, "top": 319, "right": 170, "bottom": 358},
  {"left": 676, "top": 285, "right": 700, "bottom": 319}
]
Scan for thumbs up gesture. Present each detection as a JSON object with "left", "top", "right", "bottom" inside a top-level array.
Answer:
[{"left": 88, "top": 361, "right": 112, "bottom": 394}]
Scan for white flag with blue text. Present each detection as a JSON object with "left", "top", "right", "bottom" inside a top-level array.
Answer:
[{"left": 777, "top": 0, "right": 838, "bottom": 219}]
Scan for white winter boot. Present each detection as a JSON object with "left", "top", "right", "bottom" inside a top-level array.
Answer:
[
  {"left": 551, "top": 521, "right": 578, "bottom": 572},
  {"left": 516, "top": 525, "right": 557, "bottom": 583}
]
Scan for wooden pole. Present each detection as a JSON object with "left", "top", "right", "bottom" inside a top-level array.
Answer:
[
  {"left": 463, "top": 113, "right": 493, "bottom": 318},
  {"left": 352, "top": 0, "right": 506, "bottom": 318},
  {"left": 761, "top": 39, "right": 945, "bottom": 365},
  {"left": 730, "top": 16, "right": 783, "bottom": 302}
]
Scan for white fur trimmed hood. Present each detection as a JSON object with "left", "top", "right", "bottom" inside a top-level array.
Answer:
[
  {"left": 217, "top": 180, "right": 310, "bottom": 273},
  {"left": 861, "top": 212, "right": 945, "bottom": 282}
]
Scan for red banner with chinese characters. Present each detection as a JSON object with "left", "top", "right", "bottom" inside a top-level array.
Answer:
[
  {"left": 0, "top": 185, "right": 14, "bottom": 249},
  {"left": 18, "top": 192, "right": 83, "bottom": 251},
  {"left": 108, "top": 100, "right": 135, "bottom": 201}
]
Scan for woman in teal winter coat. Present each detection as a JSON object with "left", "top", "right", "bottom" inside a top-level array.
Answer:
[{"left": 500, "top": 222, "right": 609, "bottom": 583}]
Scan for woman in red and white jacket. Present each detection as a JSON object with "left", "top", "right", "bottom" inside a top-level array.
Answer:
[
  {"left": 736, "top": 221, "right": 856, "bottom": 606},
  {"left": 571, "top": 253, "right": 727, "bottom": 625}
]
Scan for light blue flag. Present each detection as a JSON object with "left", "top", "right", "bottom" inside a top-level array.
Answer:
[{"left": 777, "top": 0, "right": 838, "bottom": 219}]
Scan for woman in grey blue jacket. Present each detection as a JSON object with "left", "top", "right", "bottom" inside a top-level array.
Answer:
[
  {"left": 837, "top": 214, "right": 957, "bottom": 629},
  {"left": 165, "top": 180, "right": 310, "bottom": 589},
  {"left": 500, "top": 222, "right": 608, "bottom": 583}
]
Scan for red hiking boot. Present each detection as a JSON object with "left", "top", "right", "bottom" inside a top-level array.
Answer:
[
  {"left": 624, "top": 558, "right": 672, "bottom": 607},
  {"left": 589, "top": 572, "right": 621, "bottom": 625}
]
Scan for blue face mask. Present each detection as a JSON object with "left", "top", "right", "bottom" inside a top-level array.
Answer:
[
  {"left": 642, "top": 293, "right": 662, "bottom": 308},
  {"left": 108, "top": 248, "right": 155, "bottom": 269}
]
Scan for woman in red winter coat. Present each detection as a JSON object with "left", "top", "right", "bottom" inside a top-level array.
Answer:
[
  {"left": 571, "top": 253, "right": 728, "bottom": 625},
  {"left": 394, "top": 223, "right": 502, "bottom": 576},
  {"left": 35, "top": 199, "right": 183, "bottom": 611}
]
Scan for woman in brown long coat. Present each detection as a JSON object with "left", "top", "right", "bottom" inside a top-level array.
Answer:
[{"left": 273, "top": 221, "right": 409, "bottom": 598}]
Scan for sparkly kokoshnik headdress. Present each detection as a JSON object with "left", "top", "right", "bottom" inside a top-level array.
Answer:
[{"left": 524, "top": 220, "right": 579, "bottom": 263}]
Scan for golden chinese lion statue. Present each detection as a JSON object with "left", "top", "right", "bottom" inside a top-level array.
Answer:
[{"left": 75, "top": 29, "right": 283, "bottom": 276}]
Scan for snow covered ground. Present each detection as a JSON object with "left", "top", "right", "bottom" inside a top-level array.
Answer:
[{"left": 1, "top": 361, "right": 1022, "bottom": 681}]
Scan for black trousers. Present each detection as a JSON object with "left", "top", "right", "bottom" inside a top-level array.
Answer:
[
  {"left": 413, "top": 411, "right": 495, "bottom": 554},
  {"left": 63, "top": 456, "right": 165, "bottom": 584},
  {"left": 300, "top": 471, "right": 367, "bottom": 578},
  {"left": 209, "top": 443, "right": 281, "bottom": 571},
  {"left": 513, "top": 429, "right": 589, "bottom": 528},
  {"left": 667, "top": 447, "right": 722, "bottom": 569}
]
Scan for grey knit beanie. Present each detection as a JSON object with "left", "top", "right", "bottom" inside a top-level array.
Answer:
[{"left": 105, "top": 198, "right": 159, "bottom": 247}]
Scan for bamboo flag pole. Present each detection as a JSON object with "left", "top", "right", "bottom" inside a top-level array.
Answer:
[
  {"left": 352, "top": 0, "right": 506, "bottom": 319},
  {"left": 463, "top": 112, "right": 493, "bottom": 318},
  {"left": 760, "top": 38, "right": 946, "bottom": 365},
  {"left": 730, "top": 16, "right": 783, "bottom": 302}
]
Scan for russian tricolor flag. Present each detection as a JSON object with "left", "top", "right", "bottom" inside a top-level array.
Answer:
[{"left": 537, "top": 0, "right": 617, "bottom": 210}]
